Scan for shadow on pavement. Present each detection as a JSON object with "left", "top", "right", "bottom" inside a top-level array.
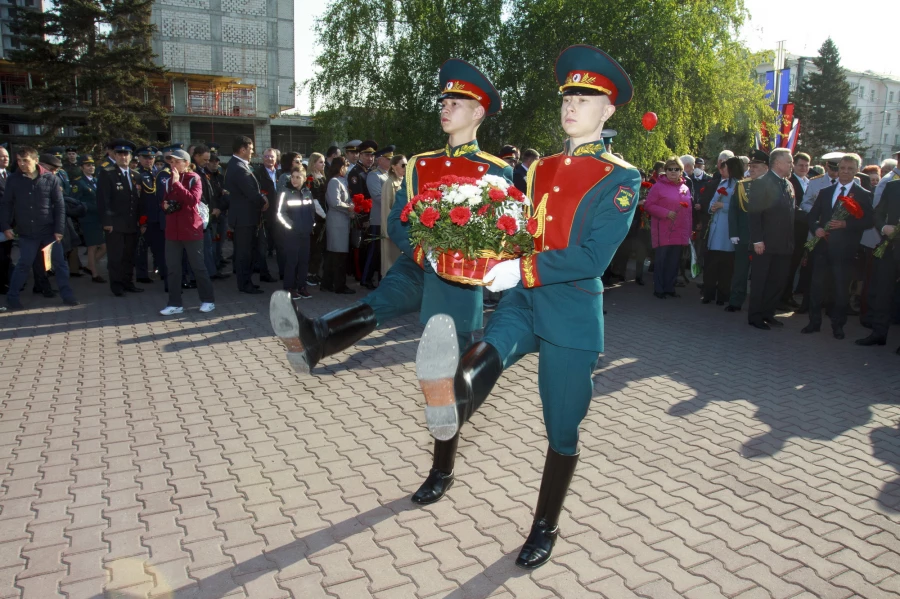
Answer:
[{"left": 871, "top": 422, "right": 900, "bottom": 513}]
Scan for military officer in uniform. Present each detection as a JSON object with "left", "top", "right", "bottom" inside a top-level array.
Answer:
[
  {"left": 348, "top": 140, "right": 377, "bottom": 279},
  {"left": 63, "top": 146, "right": 80, "bottom": 180},
  {"left": 71, "top": 155, "right": 106, "bottom": 283},
  {"left": 499, "top": 144, "right": 517, "bottom": 169},
  {"left": 725, "top": 154, "right": 766, "bottom": 312},
  {"left": 134, "top": 146, "right": 165, "bottom": 284},
  {"left": 270, "top": 58, "right": 512, "bottom": 506},
  {"left": 413, "top": 45, "right": 640, "bottom": 569},
  {"left": 343, "top": 140, "right": 361, "bottom": 170},
  {"left": 97, "top": 139, "right": 145, "bottom": 296}
]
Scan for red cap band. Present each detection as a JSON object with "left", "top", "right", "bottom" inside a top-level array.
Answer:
[
  {"left": 442, "top": 80, "right": 491, "bottom": 111},
  {"left": 560, "top": 70, "right": 618, "bottom": 104}
]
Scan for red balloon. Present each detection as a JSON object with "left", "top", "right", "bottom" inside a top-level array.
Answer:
[{"left": 642, "top": 112, "right": 658, "bottom": 131}]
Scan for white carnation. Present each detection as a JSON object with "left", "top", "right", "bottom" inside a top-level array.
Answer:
[{"left": 479, "top": 174, "right": 509, "bottom": 189}]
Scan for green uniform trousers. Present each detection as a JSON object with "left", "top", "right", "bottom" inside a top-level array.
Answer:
[
  {"left": 361, "top": 253, "right": 476, "bottom": 346},
  {"left": 729, "top": 247, "right": 752, "bottom": 307},
  {"left": 483, "top": 287, "right": 600, "bottom": 456}
]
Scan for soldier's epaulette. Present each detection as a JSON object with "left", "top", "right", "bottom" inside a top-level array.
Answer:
[
  {"left": 738, "top": 177, "right": 752, "bottom": 184},
  {"left": 413, "top": 148, "right": 445, "bottom": 161},
  {"left": 72, "top": 176, "right": 82, "bottom": 182},
  {"left": 475, "top": 151, "right": 509, "bottom": 170},
  {"left": 600, "top": 152, "right": 636, "bottom": 170},
  {"left": 809, "top": 173, "right": 824, "bottom": 180}
]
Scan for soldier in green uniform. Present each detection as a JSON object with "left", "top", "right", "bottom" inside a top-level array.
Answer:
[
  {"left": 413, "top": 45, "right": 640, "bottom": 569},
  {"left": 725, "top": 154, "right": 760, "bottom": 312},
  {"left": 63, "top": 146, "right": 81, "bottom": 181},
  {"left": 134, "top": 146, "right": 163, "bottom": 284},
  {"left": 71, "top": 155, "right": 106, "bottom": 282},
  {"left": 270, "top": 58, "right": 512, "bottom": 505}
]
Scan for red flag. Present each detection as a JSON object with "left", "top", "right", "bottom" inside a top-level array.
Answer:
[{"left": 780, "top": 104, "right": 794, "bottom": 148}]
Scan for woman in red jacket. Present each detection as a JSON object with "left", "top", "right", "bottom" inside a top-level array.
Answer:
[{"left": 160, "top": 149, "right": 215, "bottom": 315}]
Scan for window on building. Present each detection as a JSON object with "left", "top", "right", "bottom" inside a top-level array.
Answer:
[
  {"left": 886, "top": 134, "right": 890, "bottom": 144},
  {"left": 859, "top": 86, "right": 865, "bottom": 99},
  {"left": 891, "top": 91, "right": 896, "bottom": 104},
  {"left": 889, "top": 113, "right": 892, "bottom": 126},
  {"left": 868, "top": 112, "right": 874, "bottom": 124},
  {"left": 871, "top": 89, "right": 876, "bottom": 102}
]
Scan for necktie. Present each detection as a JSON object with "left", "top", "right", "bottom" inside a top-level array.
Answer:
[
  {"left": 124, "top": 170, "right": 131, "bottom": 191},
  {"left": 830, "top": 178, "right": 836, "bottom": 185}
]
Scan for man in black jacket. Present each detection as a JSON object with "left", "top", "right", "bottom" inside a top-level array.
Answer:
[
  {"left": 253, "top": 148, "right": 280, "bottom": 282},
  {"left": 0, "top": 146, "right": 78, "bottom": 310},
  {"left": 856, "top": 178, "right": 900, "bottom": 351},
  {"left": 0, "top": 146, "right": 11, "bottom": 294},
  {"left": 98, "top": 139, "right": 144, "bottom": 297},
  {"left": 225, "top": 136, "right": 267, "bottom": 294},
  {"left": 782, "top": 152, "right": 812, "bottom": 309},
  {"left": 747, "top": 148, "right": 795, "bottom": 330},
  {"left": 803, "top": 153, "right": 874, "bottom": 339}
]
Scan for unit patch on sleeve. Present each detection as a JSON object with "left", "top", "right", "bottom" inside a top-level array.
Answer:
[{"left": 613, "top": 185, "right": 635, "bottom": 213}]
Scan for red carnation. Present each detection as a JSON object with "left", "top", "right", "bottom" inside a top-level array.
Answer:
[
  {"left": 439, "top": 175, "right": 459, "bottom": 187},
  {"left": 420, "top": 206, "right": 440, "bottom": 228},
  {"left": 449, "top": 206, "right": 472, "bottom": 226},
  {"left": 227, "top": 230, "right": 233, "bottom": 240},
  {"left": 699, "top": 187, "right": 706, "bottom": 194},
  {"left": 839, "top": 196, "right": 864, "bottom": 219},
  {"left": 400, "top": 202, "right": 414, "bottom": 222},
  {"left": 488, "top": 188, "right": 507, "bottom": 202},
  {"left": 214, "top": 235, "right": 221, "bottom": 242},
  {"left": 717, "top": 187, "right": 727, "bottom": 195},
  {"left": 507, "top": 186, "right": 526, "bottom": 202},
  {"left": 526, "top": 218, "right": 538, "bottom": 235},
  {"left": 496, "top": 215, "right": 518, "bottom": 235},
  {"left": 457, "top": 176, "right": 478, "bottom": 186},
  {"left": 353, "top": 193, "right": 365, "bottom": 203},
  {"left": 424, "top": 181, "right": 442, "bottom": 191},
  {"left": 139, "top": 215, "right": 148, "bottom": 226},
  {"left": 641, "top": 181, "right": 653, "bottom": 189},
  {"left": 260, "top": 190, "right": 268, "bottom": 196},
  {"left": 679, "top": 201, "right": 690, "bottom": 209},
  {"left": 477, "top": 205, "right": 491, "bottom": 216}
]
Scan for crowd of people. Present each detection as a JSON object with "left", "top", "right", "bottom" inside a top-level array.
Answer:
[
  {"left": 1, "top": 136, "right": 899, "bottom": 354},
  {"left": 603, "top": 146, "right": 900, "bottom": 352}
]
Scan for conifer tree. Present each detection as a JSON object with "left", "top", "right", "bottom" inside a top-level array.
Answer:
[
  {"left": 791, "top": 38, "right": 864, "bottom": 160},
  {"left": 9, "top": 0, "right": 168, "bottom": 152}
]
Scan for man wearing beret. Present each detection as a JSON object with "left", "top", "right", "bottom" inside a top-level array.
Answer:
[
  {"left": 97, "top": 139, "right": 145, "bottom": 296},
  {"left": 414, "top": 45, "right": 641, "bottom": 569},
  {"left": 270, "top": 58, "right": 512, "bottom": 509}
]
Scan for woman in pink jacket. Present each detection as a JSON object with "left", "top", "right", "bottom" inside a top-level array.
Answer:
[
  {"left": 643, "top": 156, "right": 693, "bottom": 299},
  {"left": 160, "top": 149, "right": 215, "bottom": 315}
]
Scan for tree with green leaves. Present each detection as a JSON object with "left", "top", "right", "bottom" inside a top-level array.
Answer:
[
  {"left": 790, "top": 38, "right": 864, "bottom": 161},
  {"left": 9, "top": 0, "right": 168, "bottom": 152},
  {"left": 309, "top": 0, "right": 773, "bottom": 169}
]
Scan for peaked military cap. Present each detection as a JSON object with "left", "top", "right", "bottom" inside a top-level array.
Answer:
[
  {"left": 749, "top": 148, "right": 769, "bottom": 164},
  {"left": 374, "top": 145, "right": 395, "bottom": 159},
  {"left": 135, "top": 146, "right": 158, "bottom": 157},
  {"left": 65, "top": 146, "right": 78, "bottom": 153},
  {"left": 39, "top": 153, "right": 62, "bottom": 167},
  {"left": 78, "top": 154, "right": 95, "bottom": 166},
  {"left": 208, "top": 143, "right": 221, "bottom": 153},
  {"left": 439, "top": 58, "right": 502, "bottom": 116},
  {"left": 344, "top": 140, "right": 362, "bottom": 152},
  {"left": 108, "top": 138, "right": 136, "bottom": 152},
  {"left": 358, "top": 140, "right": 378, "bottom": 154},
  {"left": 556, "top": 44, "right": 634, "bottom": 106},
  {"left": 499, "top": 145, "right": 517, "bottom": 159}
]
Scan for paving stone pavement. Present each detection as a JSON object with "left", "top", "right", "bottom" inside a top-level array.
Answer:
[{"left": 0, "top": 269, "right": 898, "bottom": 599}]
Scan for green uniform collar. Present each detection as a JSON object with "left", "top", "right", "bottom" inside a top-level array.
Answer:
[
  {"left": 565, "top": 139, "right": 607, "bottom": 158},
  {"left": 444, "top": 140, "right": 480, "bottom": 158}
]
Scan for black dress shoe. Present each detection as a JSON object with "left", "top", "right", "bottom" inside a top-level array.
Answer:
[
  {"left": 724, "top": 305, "right": 741, "bottom": 312},
  {"left": 653, "top": 292, "right": 667, "bottom": 299},
  {"left": 241, "top": 287, "right": 264, "bottom": 294},
  {"left": 112, "top": 290, "right": 125, "bottom": 297},
  {"left": 63, "top": 298, "right": 79, "bottom": 306},
  {"left": 319, "top": 285, "right": 334, "bottom": 292},
  {"left": 123, "top": 285, "right": 145, "bottom": 293},
  {"left": 833, "top": 327, "right": 845, "bottom": 340},
  {"left": 259, "top": 274, "right": 277, "bottom": 283},
  {"left": 861, "top": 321, "right": 873, "bottom": 329},
  {"left": 635, "top": 278, "right": 644, "bottom": 286},
  {"left": 38, "top": 289, "right": 57, "bottom": 298},
  {"left": 81, "top": 266, "right": 93, "bottom": 275},
  {"left": 136, "top": 277, "right": 153, "bottom": 284},
  {"left": 335, "top": 288, "right": 357, "bottom": 295},
  {"left": 764, "top": 317, "right": 784, "bottom": 328},
  {"left": 665, "top": 292, "right": 681, "bottom": 298},
  {"left": 855, "top": 334, "right": 886, "bottom": 346},
  {"left": 411, "top": 469, "right": 454, "bottom": 505},
  {"left": 210, "top": 273, "right": 231, "bottom": 280},
  {"left": 800, "top": 324, "right": 820, "bottom": 334},
  {"left": 749, "top": 321, "right": 771, "bottom": 330},
  {"left": 362, "top": 281, "right": 377, "bottom": 290}
]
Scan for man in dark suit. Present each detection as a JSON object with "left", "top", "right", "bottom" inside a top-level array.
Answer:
[
  {"left": 513, "top": 149, "right": 540, "bottom": 194},
  {"left": 802, "top": 153, "right": 874, "bottom": 339},
  {"left": 0, "top": 146, "right": 10, "bottom": 293},
  {"left": 225, "top": 136, "right": 267, "bottom": 294},
  {"left": 97, "top": 139, "right": 145, "bottom": 297},
  {"left": 747, "top": 148, "right": 796, "bottom": 330},
  {"left": 253, "top": 148, "right": 280, "bottom": 282},
  {"left": 782, "top": 152, "right": 812, "bottom": 308},
  {"left": 857, "top": 178, "right": 900, "bottom": 351}
]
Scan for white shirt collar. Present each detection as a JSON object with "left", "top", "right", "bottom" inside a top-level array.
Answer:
[
  {"left": 233, "top": 155, "right": 249, "bottom": 166},
  {"left": 832, "top": 181, "right": 853, "bottom": 206}
]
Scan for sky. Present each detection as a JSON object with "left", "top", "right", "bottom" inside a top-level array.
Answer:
[
  {"left": 741, "top": 0, "right": 892, "bottom": 75},
  {"left": 292, "top": 0, "right": 893, "bottom": 111}
]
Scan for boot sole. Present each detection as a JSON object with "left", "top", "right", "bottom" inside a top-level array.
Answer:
[
  {"left": 269, "top": 291, "right": 312, "bottom": 374},
  {"left": 417, "top": 314, "right": 460, "bottom": 441}
]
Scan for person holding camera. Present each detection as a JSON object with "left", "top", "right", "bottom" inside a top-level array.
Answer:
[{"left": 160, "top": 149, "right": 215, "bottom": 315}]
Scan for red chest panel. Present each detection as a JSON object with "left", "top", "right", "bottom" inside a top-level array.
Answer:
[
  {"left": 413, "top": 155, "right": 489, "bottom": 190},
  {"left": 531, "top": 154, "right": 613, "bottom": 251}
]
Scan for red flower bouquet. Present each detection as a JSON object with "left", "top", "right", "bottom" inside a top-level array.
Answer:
[
  {"left": 717, "top": 187, "right": 727, "bottom": 196},
  {"left": 403, "top": 174, "right": 534, "bottom": 285},
  {"left": 640, "top": 181, "right": 653, "bottom": 189},
  {"left": 139, "top": 215, "right": 148, "bottom": 226},
  {"left": 679, "top": 201, "right": 690, "bottom": 209},
  {"left": 805, "top": 195, "right": 863, "bottom": 251}
]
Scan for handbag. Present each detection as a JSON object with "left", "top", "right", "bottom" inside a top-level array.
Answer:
[{"left": 688, "top": 240, "right": 701, "bottom": 278}]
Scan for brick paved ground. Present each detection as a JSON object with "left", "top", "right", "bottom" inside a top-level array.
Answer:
[{"left": 0, "top": 267, "right": 898, "bottom": 598}]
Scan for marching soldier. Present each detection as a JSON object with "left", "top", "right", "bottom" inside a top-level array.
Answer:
[
  {"left": 97, "top": 139, "right": 145, "bottom": 296},
  {"left": 134, "top": 146, "right": 164, "bottom": 284},
  {"left": 270, "top": 58, "right": 512, "bottom": 507},
  {"left": 413, "top": 45, "right": 640, "bottom": 569}
]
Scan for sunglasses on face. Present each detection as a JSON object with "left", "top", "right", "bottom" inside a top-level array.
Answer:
[
  {"left": 666, "top": 167, "right": 682, "bottom": 172},
  {"left": 399, "top": 163, "right": 407, "bottom": 168}
]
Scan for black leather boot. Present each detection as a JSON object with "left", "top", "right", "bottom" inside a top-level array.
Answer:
[
  {"left": 411, "top": 433, "right": 459, "bottom": 505},
  {"left": 515, "top": 447, "right": 579, "bottom": 570},
  {"left": 270, "top": 291, "right": 377, "bottom": 374}
]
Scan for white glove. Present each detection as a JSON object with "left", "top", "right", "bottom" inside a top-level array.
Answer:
[
  {"left": 730, "top": 237, "right": 740, "bottom": 244},
  {"left": 426, "top": 251, "right": 438, "bottom": 272},
  {"left": 484, "top": 259, "right": 521, "bottom": 292}
]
